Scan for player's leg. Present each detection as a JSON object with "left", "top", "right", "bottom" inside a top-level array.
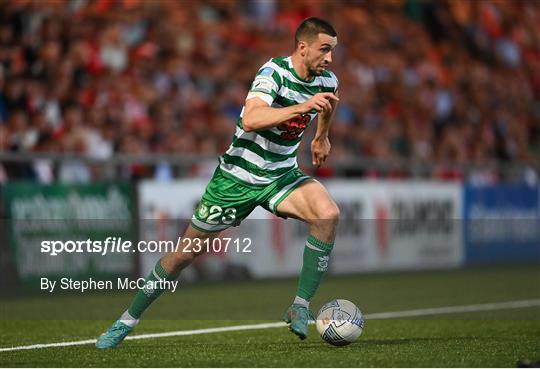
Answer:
[
  {"left": 276, "top": 179, "right": 339, "bottom": 241},
  {"left": 274, "top": 179, "right": 339, "bottom": 339},
  {"left": 123, "top": 225, "right": 220, "bottom": 322},
  {"left": 160, "top": 225, "right": 220, "bottom": 276},
  {"left": 97, "top": 167, "right": 256, "bottom": 348},
  {"left": 95, "top": 225, "right": 219, "bottom": 349}
]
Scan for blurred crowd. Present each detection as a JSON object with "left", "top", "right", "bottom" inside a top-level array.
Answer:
[{"left": 0, "top": 0, "right": 539, "bottom": 183}]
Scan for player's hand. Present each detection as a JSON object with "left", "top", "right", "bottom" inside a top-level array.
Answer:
[
  {"left": 311, "top": 136, "right": 331, "bottom": 168},
  {"left": 300, "top": 93, "right": 339, "bottom": 114}
]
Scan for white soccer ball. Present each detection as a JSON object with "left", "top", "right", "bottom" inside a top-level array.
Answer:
[{"left": 316, "top": 299, "right": 364, "bottom": 346}]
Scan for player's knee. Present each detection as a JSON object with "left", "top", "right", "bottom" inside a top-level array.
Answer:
[
  {"left": 316, "top": 202, "right": 340, "bottom": 224},
  {"left": 171, "top": 247, "right": 201, "bottom": 267}
]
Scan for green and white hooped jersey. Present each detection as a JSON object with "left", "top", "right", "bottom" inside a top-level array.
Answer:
[{"left": 219, "top": 56, "right": 339, "bottom": 186}]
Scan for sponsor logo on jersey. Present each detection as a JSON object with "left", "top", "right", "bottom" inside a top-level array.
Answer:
[{"left": 278, "top": 113, "right": 310, "bottom": 140}]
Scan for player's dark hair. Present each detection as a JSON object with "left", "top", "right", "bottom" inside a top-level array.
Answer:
[{"left": 294, "top": 17, "right": 337, "bottom": 48}]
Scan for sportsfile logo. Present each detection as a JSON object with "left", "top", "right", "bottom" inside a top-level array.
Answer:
[
  {"left": 318, "top": 256, "right": 329, "bottom": 272},
  {"left": 40, "top": 236, "right": 253, "bottom": 255}
]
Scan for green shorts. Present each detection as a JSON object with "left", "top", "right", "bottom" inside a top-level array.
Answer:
[{"left": 190, "top": 167, "right": 311, "bottom": 233}]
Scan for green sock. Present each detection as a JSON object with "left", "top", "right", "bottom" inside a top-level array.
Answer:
[
  {"left": 296, "top": 235, "right": 334, "bottom": 302},
  {"left": 127, "top": 259, "right": 174, "bottom": 319}
]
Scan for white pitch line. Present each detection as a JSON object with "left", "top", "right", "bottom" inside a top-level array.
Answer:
[
  {"left": 0, "top": 299, "right": 539, "bottom": 353},
  {"left": 364, "top": 299, "right": 540, "bottom": 320},
  {"left": 125, "top": 321, "right": 287, "bottom": 340}
]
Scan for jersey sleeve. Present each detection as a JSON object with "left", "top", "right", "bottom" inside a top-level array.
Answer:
[
  {"left": 246, "top": 66, "right": 282, "bottom": 106},
  {"left": 318, "top": 70, "right": 339, "bottom": 95},
  {"left": 328, "top": 71, "right": 339, "bottom": 94}
]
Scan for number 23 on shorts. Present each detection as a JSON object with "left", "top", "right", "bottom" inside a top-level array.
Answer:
[{"left": 197, "top": 203, "right": 237, "bottom": 225}]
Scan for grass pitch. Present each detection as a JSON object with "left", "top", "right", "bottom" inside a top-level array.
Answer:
[{"left": 0, "top": 265, "right": 539, "bottom": 367}]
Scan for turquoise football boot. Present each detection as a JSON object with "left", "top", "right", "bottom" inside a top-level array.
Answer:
[
  {"left": 95, "top": 320, "right": 134, "bottom": 349},
  {"left": 282, "top": 304, "right": 314, "bottom": 340}
]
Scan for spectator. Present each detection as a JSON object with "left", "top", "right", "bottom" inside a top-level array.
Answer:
[{"left": 0, "top": 0, "right": 537, "bottom": 183}]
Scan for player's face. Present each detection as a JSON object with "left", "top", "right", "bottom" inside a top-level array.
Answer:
[{"left": 305, "top": 33, "right": 337, "bottom": 77}]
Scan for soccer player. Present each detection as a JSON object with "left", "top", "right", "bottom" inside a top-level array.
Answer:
[{"left": 96, "top": 17, "right": 340, "bottom": 348}]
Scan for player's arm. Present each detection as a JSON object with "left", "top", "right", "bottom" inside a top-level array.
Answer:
[
  {"left": 311, "top": 90, "right": 339, "bottom": 167},
  {"left": 242, "top": 93, "right": 338, "bottom": 132}
]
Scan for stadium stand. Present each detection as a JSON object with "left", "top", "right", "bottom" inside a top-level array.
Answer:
[{"left": 0, "top": 0, "right": 538, "bottom": 182}]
